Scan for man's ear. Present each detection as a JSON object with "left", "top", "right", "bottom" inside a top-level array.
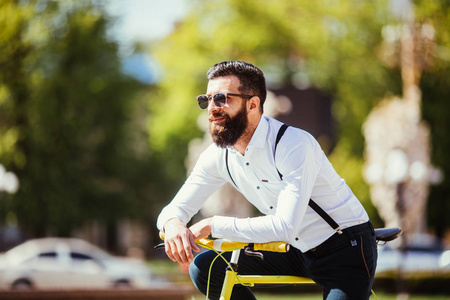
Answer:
[{"left": 247, "top": 96, "right": 260, "bottom": 114}]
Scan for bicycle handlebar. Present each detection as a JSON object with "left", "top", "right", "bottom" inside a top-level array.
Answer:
[
  {"left": 156, "top": 232, "right": 289, "bottom": 253},
  {"left": 202, "top": 238, "right": 290, "bottom": 252}
]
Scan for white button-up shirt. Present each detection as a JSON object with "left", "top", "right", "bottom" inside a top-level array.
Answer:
[{"left": 157, "top": 116, "right": 369, "bottom": 252}]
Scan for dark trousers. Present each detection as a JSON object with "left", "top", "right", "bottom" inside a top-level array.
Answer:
[{"left": 189, "top": 221, "right": 377, "bottom": 300}]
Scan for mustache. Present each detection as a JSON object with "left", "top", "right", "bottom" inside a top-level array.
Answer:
[{"left": 209, "top": 111, "right": 229, "bottom": 121}]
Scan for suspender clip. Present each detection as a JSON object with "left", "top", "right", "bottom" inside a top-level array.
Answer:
[{"left": 336, "top": 228, "right": 343, "bottom": 235}]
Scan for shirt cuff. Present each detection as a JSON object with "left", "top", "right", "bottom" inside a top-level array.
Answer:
[{"left": 211, "top": 215, "right": 234, "bottom": 239}]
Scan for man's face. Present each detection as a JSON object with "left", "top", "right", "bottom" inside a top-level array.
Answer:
[{"left": 206, "top": 76, "right": 249, "bottom": 148}]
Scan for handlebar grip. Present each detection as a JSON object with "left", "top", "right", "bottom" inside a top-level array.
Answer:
[
  {"left": 158, "top": 232, "right": 249, "bottom": 251},
  {"left": 197, "top": 238, "right": 248, "bottom": 251},
  {"left": 253, "top": 242, "right": 290, "bottom": 253}
]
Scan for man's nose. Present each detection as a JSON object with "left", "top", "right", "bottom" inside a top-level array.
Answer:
[{"left": 208, "top": 99, "right": 221, "bottom": 112}]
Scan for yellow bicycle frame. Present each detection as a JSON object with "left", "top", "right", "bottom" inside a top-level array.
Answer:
[
  {"left": 218, "top": 248, "right": 314, "bottom": 300},
  {"left": 157, "top": 234, "right": 314, "bottom": 300}
]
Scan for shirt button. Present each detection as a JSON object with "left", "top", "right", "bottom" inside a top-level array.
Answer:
[
  {"left": 256, "top": 186, "right": 260, "bottom": 189},
  {"left": 295, "top": 237, "right": 299, "bottom": 241},
  {"left": 270, "top": 206, "right": 273, "bottom": 209},
  {"left": 246, "top": 162, "right": 249, "bottom": 166}
]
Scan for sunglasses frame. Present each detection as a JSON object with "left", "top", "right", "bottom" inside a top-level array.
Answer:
[{"left": 196, "top": 93, "right": 254, "bottom": 110}]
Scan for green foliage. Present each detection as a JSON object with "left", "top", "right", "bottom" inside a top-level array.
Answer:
[{"left": 0, "top": 0, "right": 156, "bottom": 236}]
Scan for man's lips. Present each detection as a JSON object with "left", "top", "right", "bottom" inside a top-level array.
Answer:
[
  {"left": 209, "top": 115, "right": 226, "bottom": 124},
  {"left": 211, "top": 117, "right": 225, "bottom": 123}
]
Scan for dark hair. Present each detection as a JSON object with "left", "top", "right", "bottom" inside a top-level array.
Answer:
[{"left": 206, "top": 61, "right": 266, "bottom": 113}]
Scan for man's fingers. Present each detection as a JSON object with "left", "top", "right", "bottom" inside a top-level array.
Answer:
[
  {"left": 190, "top": 234, "right": 200, "bottom": 252},
  {"left": 181, "top": 234, "right": 195, "bottom": 263},
  {"left": 166, "top": 241, "right": 187, "bottom": 263},
  {"left": 165, "top": 235, "right": 195, "bottom": 265},
  {"left": 162, "top": 220, "right": 198, "bottom": 265},
  {"left": 164, "top": 242, "right": 177, "bottom": 263},
  {"left": 175, "top": 238, "right": 192, "bottom": 264}
]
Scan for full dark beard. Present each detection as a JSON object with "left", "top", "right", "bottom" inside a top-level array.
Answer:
[{"left": 209, "top": 104, "right": 248, "bottom": 148}]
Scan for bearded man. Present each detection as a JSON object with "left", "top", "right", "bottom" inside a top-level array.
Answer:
[{"left": 157, "top": 61, "right": 377, "bottom": 300}]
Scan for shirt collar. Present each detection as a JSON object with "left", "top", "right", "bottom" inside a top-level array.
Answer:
[
  {"left": 247, "top": 115, "right": 268, "bottom": 149},
  {"left": 227, "top": 115, "right": 268, "bottom": 154}
]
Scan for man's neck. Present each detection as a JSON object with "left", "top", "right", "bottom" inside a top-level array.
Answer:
[{"left": 233, "top": 116, "right": 261, "bottom": 155}]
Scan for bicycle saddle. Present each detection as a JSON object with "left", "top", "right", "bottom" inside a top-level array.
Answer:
[{"left": 374, "top": 227, "right": 402, "bottom": 242}]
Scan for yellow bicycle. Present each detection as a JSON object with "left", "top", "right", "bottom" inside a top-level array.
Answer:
[{"left": 156, "top": 227, "right": 402, "bottom": 300}]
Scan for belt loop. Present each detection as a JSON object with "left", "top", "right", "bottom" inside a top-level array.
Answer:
[{"left": 345, "top": 225, "right": 357, "bottom": 242}]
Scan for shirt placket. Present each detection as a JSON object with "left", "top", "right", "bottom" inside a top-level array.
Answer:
[{"left": 241, "top": 150, "right": 277, "bottom": 214}]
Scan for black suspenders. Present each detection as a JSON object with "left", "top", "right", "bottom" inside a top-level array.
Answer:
[
  {"left": 225, "top": 124, "right": 342, "bottom": 234},
  {"left": 225, "top": 149, "right": 239, "bottom": 189}
]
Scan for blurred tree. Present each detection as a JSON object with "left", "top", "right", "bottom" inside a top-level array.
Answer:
[
  {"left": 418, "top": 0, "right": 450, "bottom": 237},
  {"left": 149, "top": 0, "right": 450, "bottom": 231},
  {"left": 361, "top": 0, "right": 450, "bottom": 241},
  {"left": 0, "top": 0, "right": 158, "bottom": 238}
]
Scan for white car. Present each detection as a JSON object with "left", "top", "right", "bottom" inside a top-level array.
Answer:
[
  {"left": 0, "top": 237, "right": 152, "bottom": 290},
  {"left": 376, "top": 233, "right": 450, "bottom": 274}
]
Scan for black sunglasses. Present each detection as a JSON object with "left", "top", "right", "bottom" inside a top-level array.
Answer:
[{"left": 196, "top": 93, "right": 254, "bottom": 110}]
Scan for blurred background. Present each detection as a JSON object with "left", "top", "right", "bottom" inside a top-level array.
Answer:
[{"left": 1, "top": 0, "right": 450, "bottom": 297}]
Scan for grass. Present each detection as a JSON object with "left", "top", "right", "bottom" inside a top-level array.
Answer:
[
  {"left": 190, "top": 293, "right": 450, "bottom": 300},
  {"left": 255, "top": 295, "right": 448, "bottom": 300}
]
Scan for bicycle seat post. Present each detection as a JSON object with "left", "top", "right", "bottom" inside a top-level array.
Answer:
[
  {"left": 220, "top": 249, "right": 241, "bottom": 300},
  {"left": 228, "top": 249, "right": 241, "bottom": 273},
  {"left": 230, "top": 249, "right": 241, "bottom": 265}
]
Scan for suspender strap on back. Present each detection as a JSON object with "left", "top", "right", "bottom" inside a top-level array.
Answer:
[
  {"left": 274, "top": 124, "right": 342, "bottom": 234},
  {"left": 275, "top": 124, "right": 289, "bottom": 151},
  {"left": 308, "top": 199, "right": 342, "bottom": 234},
  {"left": 275, "top": 124, "right": 289, "bottom": 180}
]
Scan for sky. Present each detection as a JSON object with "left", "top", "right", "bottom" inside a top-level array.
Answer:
[
  {"left": 105, "top": 0, "right": 188, "bottom": 53},
  {"left": 103, "top": 0, "right": 189, "bottom": 83}
]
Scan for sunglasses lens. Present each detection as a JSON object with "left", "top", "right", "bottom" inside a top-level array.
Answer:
[
  {"left": 213, "top": 93, "right": 227, "bottom": 107},
  {"left": 197, "top": 95, "right": 209, "bottom": 109},
  {"left": 197, "top": 94, "right": 227, "bottom": 109}
]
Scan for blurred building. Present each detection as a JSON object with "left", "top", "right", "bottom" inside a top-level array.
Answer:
[{"left": 272, "top": 86, "right": 335, "bottom": 153}]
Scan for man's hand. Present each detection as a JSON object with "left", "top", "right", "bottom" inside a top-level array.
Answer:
[
  {"left": 163, "top": 218, "right": 199, "bottom": 266},
  {"left": 189, "top": 217, "right": 213, "bottom": 240}
]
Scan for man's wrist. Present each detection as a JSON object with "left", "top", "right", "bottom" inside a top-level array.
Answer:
[{"left": 163, "top": 217, "right": 183, "bottom": 232}]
